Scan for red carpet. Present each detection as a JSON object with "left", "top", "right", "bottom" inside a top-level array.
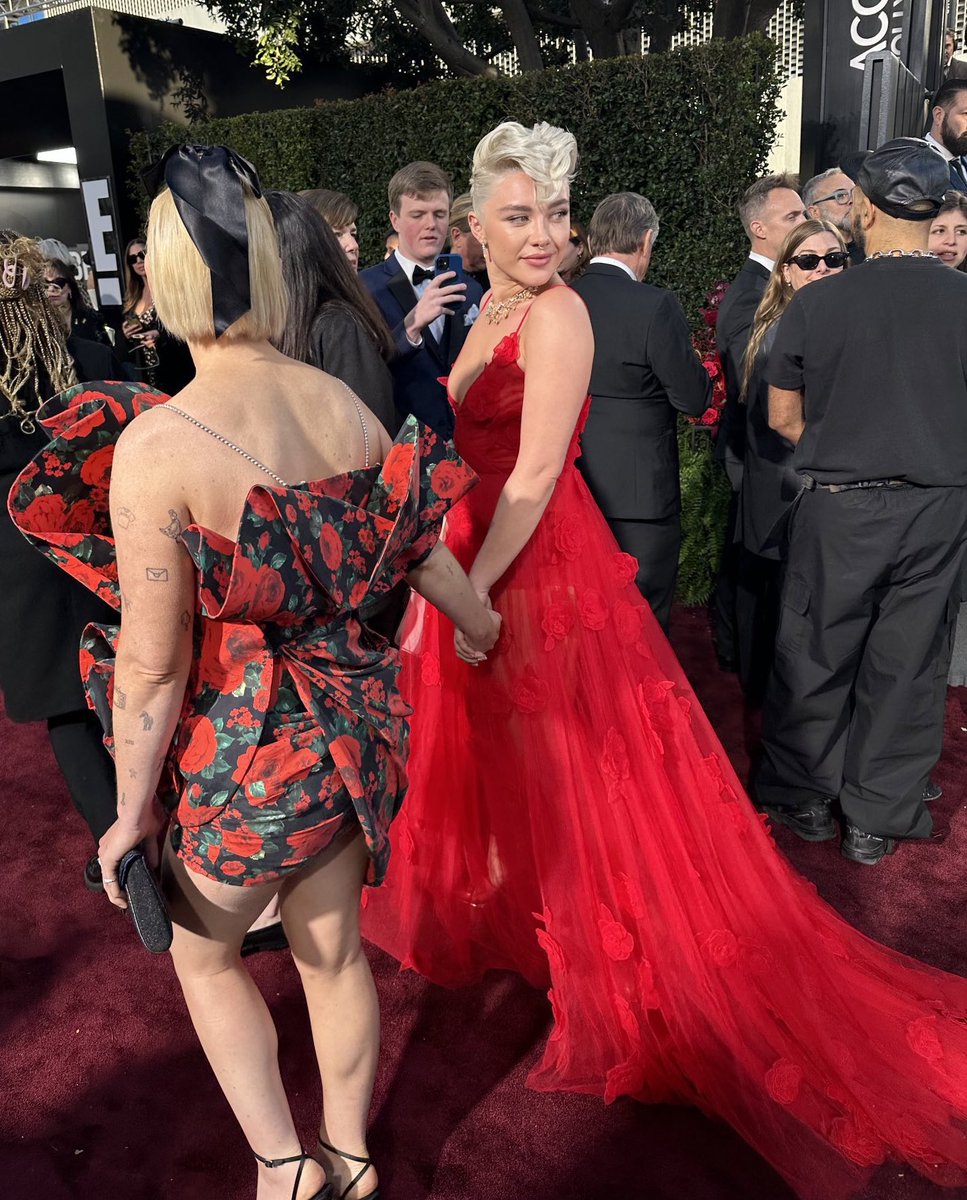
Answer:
[{"left": 3, "top": 605, "right": 967, "bottom": 1200}]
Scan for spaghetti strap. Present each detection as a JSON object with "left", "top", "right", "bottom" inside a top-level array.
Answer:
[
  {"left": 340, "top": 381, "right": 371, "bottom": 468},
  {"left": 162, "top": 404, "right": 289, "bottom": 486},
  {"left": 514, "top": 283, "right": 571, "bottom": 333}
]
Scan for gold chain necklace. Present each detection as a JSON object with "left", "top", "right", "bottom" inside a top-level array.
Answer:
[{"left": 486, "top": 287, "right": 537, "bottom": 325}]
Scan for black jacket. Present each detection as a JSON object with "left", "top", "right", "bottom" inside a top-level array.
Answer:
[
  {"left": 715, "top": 257, "right": 771, "bottom": 482},
  {"left": 572, "top": 263, "right": 711, "bottom": 521},
  {"left": 359, "top": 256, "right": 482, "bottom": 438}
]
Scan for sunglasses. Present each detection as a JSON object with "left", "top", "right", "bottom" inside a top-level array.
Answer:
[
  {"left": 127, "top": 250, "right": 146, "bottom": 264},
  {"left": 45, "top": 277, "right": 70, "bottom": 289},
  {"left": 787, "top": 251, "right": 849, "bottom": 271}
]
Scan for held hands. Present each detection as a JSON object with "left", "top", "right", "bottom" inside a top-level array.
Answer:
[
  {"left": 97, "top": 803, "right": 163, "bottom": 910},
  {"left": 405, "top": 271, "right": 467, "bottom": 339},
  {"left": 454, "top": 591, "right": 502, "bottom": 665}
]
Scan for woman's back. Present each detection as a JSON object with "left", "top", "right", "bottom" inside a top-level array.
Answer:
[{"left": 127, "top": 345, "right": 391, "bottom": 545}]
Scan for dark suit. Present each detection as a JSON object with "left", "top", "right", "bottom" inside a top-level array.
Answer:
[
  {"left": 359, "top": 254, "right": 482, "bottom": 438},
  {"left": 926, "top": 135, "right": 967, "bottom": 194},
  {"left": 572, "top": 262, "right": 711, "bottom": 630},
  {"left": 711, "top": 256, "right": 771, "bottom": 665},
  {"left": 943, "top": 56, "right": 967, "bottom": 81}
]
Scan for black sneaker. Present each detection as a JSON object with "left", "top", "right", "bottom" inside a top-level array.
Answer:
[
  {"left": 84, "top": 855, "right": 102, "bottom": 891},
  {"left": 922, "top": 780, "right": 942, "bottom": 803},
  {"left": 759, "top": 798, "right": 838, "bottom": 842},
  {"left": 841, "top": 824, "right": 897, "bottom": 866}
]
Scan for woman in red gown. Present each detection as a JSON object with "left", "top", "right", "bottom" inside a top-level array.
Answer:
[{"left": 361, "top": 121, "right": 967, "bottom": 1199}]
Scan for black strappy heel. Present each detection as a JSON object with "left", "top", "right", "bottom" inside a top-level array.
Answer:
[
  {"left": 253, "top": 1149, "right": 333, "bottom": 1200},
  {"left": 317, "top": 1139, "right": 380, "bottom": 1200}
]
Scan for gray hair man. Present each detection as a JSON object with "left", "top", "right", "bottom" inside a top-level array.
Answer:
[{"left": 571, "top": 192, "right": 711, "bottom": 630}]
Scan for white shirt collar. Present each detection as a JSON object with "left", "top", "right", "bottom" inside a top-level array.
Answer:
[
  {"left": 925, "top": 131, "right": 955, "bottom": 162},
  {"left": 589, "top": 255, "right": 638, "bottom": 281},
  {"left": 393, "top": 248, "right": 434, "bottom": 283},
  {"left": 748, "top": 251, "right": 776, "bottom": 273}
]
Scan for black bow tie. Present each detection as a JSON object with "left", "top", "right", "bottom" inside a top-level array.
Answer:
[{"left": 412, "top": 266, "right": 435, "bottom": 285}]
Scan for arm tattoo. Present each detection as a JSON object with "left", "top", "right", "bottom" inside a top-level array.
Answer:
[
  {"left": 128, "top": 769, "right": 139, "bottom": 780},
  {"left": 119, "top": 791, "right": 127, "bottom": 808},
  {"left": 145, "top": 567, "right": 169, "bottom": 582},
  {"left": 180, "top": 610, "right": 191, "bottom": 632},
  {"left": 139, "top": 711, "right": 154, "bottom": 731},
  {"left": 115, "top": 687, "right": 127, "bottom": 710},
  {"left": 159, "top": 509, "right": 184, "bottom": 539},
  {"left": 116, "top": 507, "right": 136, "bottom": 529}
]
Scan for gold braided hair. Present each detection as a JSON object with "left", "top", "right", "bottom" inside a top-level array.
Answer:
[{"left": 0, "top": 229, "right": 77, "bottom": 432}]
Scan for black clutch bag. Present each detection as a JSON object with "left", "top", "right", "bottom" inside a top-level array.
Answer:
[{"left": 118, "top": 849, "right": 173, "bottom": 954}]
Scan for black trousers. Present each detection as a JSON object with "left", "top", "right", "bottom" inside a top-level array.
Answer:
[
  {"left": 711, "top": 490, "right": 740, "bottom": 663},
  {"left": 47, "top": 709, "right": 117, "bottom": 843},
  {"left": 607, "top": 515, "right": 680, "bottom": 633},
  {"left": 734, "top": 550, "right": 783, "bottom": 706},
  {"left": 756, "top": 484, "right": 967, "bottom": 839}
]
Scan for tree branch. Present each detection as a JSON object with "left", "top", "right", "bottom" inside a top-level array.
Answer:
[
  {"left": 498, "top": 0, "right": 545, "bottom": 70},
  {"left": 524, "top": 2, "right": 580, "bottom": 30},
  {"left": 394, "top": 0, "right": 500, "bottom": 76}
]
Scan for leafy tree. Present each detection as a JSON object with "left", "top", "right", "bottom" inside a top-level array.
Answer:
[{"left": 202, "top": 0, "right": 784, "bottom": 87}]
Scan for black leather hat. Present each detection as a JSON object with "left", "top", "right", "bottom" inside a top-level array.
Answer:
[{"left": 841, "top": 138, "right": 949, "bottom": 221}]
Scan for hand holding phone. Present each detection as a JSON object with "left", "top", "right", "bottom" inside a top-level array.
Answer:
[{"left": 435, "top": 253, "right": 463, "bottom": 277}]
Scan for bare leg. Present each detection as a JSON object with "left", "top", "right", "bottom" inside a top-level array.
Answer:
[
  {"left": 163, "top": 841, "right": 328, "bottom": 1200},
  {"left": 280, "top": 831, "right": 379, "bottom": 1198}
]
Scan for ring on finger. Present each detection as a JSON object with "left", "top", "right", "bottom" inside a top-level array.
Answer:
[{"left": 101, "top": 877, "right": 118, "bottom": 885}]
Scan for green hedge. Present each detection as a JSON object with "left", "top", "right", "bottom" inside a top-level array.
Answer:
[{"left": 130, "top": 37, "right": 781, "bottom": 602}]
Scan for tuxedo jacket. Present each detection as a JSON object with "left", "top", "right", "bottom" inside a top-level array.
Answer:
[
  {"left": 572, "top": 263, "right": 711, "bottom": 522},
  {"left": 714, "top": 258, "right": 771, "bottom": 481},
  {"left": 359, "top": 256, "right": 482, "bottom": 439}
]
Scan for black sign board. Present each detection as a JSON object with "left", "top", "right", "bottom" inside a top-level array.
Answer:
[{"left": 802, "top": 0, "right": 943, "bottom": 177}]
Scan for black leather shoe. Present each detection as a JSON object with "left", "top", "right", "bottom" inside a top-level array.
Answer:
[
  {"left": 759, "top": 798, "right": 838, "bottom": 842},
  {"left": 922, "top": 780, "right": 942, "bottom": 802},
  {"left": 84, "top": 855, "right": 102, "bottom": 892},
  {"left": 841, "top": 824, "right": 897, "bottom": 865}
]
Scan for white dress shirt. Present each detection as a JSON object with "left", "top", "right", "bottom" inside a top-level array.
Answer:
[
  {"left": 926, "top": 132, "right": 967, "bottom": 185},
  {"left": 589, "top": 255, "right": 638, "bottom": 281},
  {"left": 748, "top": 251, "right": 776, "bottom": 273}
]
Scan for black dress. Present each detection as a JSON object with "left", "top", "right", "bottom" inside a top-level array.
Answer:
[{"left": 121, "top": 304, "right": 195, "bottom": 396}]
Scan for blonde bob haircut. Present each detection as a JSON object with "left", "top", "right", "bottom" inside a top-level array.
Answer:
[
  {"left": 470, "top": 121, "right": 578, "bottom": 212},
  {"left": 147, "top": 185, "right": 287, "bottom": 343}
]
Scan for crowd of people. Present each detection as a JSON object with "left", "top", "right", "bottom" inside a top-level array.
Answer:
[{"left": 4, "top": 90, "right": 967, "bottom": 1200}]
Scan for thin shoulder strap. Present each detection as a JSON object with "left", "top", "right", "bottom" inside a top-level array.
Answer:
[
  {"left": 340, "top": 381, "right": 371, "bottom": 468},
  {"left": 163, "top": 404, "right": 288, "bottom": 486},
  {"left": 513, "top": 283, "right": 570, "bottom": 334}
]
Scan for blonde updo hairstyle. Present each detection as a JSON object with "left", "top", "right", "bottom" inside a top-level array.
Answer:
[
  {"left": 469, "top": 121, "right": 578, "bottom": 216},
  {"left": 147, "top": 184, "right": 287, "bottom": 343}
]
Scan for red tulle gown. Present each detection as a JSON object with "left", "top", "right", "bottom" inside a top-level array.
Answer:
[{"left": 361, "top": 316, "right": 967, "bottom": 1199}]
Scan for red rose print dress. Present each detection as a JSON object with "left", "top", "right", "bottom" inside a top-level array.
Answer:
[
  {"left": 361, "top": 325, "right": 967, "bottom": 1198},
  {"left": 9, "top": 381, "right": 474, "bottom": 887}
]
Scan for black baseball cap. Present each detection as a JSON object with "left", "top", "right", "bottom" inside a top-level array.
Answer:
[{"left": 841, "top": 138, "right": 948, "bottom": 221}]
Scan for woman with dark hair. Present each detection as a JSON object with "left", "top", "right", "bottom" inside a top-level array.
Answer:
[
  {"left": 300, "top": 188, "right": 360, "bottom": 270},
  {"left": 120, "top": 235, "right": 194, "bottom": 394},
  {"left": 43, "top": 257, "right": 113, "bottom": 346},
  {"left": 558, "top": 218, "right": 589, "bottom": 283},
  {"left": 929, "top": 193, "right": 967, "bottom": 271},
  {"left": 0, "top": 230, "right": 119, "bottom": 887},
  {"left": 267, "top": 191, "right": 398, "bottom": 434}
]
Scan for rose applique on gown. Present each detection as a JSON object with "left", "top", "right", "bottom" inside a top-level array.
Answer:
[
  {"left": 10, "top": 380, "right": 475, "bottom": 885},
  {"left": 360, "top": 324, "right": 967, "bottom": 1199}
]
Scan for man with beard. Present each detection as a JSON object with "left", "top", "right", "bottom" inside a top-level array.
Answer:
[
  {"left": 925, "top": 79, "right": 967, "bottom": 193},
  {"left": 803, "top": 168, "right": 864, "bottom": 263},
  {"left": 755, "top": 139, "right": 967, "bottom": 866}
]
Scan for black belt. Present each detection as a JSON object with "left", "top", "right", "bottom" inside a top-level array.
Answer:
[{"left": 801, "top": 474, "right": 912, "bottom": 494}]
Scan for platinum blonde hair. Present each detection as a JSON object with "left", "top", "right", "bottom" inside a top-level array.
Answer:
[{"left": 470, "top": 121, "right": 578, "bottom": 211}]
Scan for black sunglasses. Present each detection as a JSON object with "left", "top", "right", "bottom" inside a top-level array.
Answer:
[
  {"left": 787, "top": 250, "right": 849, "bottom": 270},
  {"left": 45, "top": 277, "right": 70, "bottom": 289},
  {"left": 127, "top": 250, "right": 146, "bottom": 264}
]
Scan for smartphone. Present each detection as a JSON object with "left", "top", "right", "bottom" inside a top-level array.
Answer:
[{"left": 434, "top": 253, "right": 463, "bottom": 277}]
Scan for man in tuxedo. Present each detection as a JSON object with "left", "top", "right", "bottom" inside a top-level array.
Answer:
[
  {"left": 448, "top": 193, "right": 489, "bottom": 291},
  {"left": 573, "top": 193, "right": 711, "bottom": 631},
  {"left": 712, "top": 175, "right": 805, "bottom": 668},
  {"left": 942, "top": 30, "right": 967, "bottom": 81},
  {"left": 803, "top": 168, "right": 864, "bottom": 263},
  {"left": 925, "top": 79, "right": 967, "bottom": 194},
  {"left": 360, "top": 162, "right": 482, "bottom": 438}
]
